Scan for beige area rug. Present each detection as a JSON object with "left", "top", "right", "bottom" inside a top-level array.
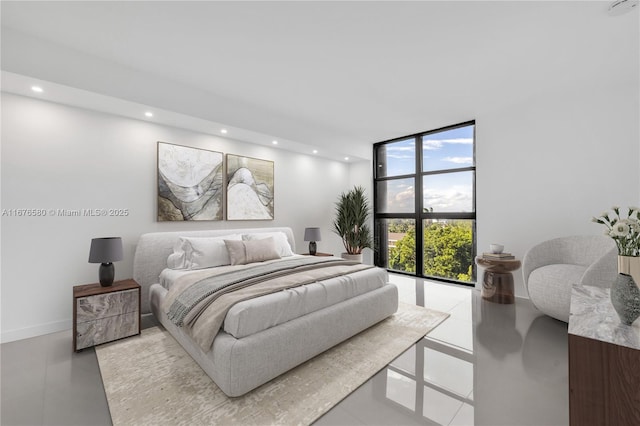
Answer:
[{"left": 96, "top": 302, "right": 448, "bottom": 426}]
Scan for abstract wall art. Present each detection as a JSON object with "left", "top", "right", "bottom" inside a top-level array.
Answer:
[
  {"left": 226, "top": 154, "right": 274, "bottom": 220},
  {"left": 157, "top": 142, "right": 224, "bottom": 221}
]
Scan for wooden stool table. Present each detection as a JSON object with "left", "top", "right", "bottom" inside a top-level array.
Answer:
[{"left": 476, "top": 257, "right": 521, "bottom": 304}]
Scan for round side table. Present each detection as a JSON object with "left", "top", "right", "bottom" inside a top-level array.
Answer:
[{"left": 475, "top": 257, "right": 522, "bottom": 304}]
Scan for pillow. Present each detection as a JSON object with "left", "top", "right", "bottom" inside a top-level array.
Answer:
[
  {"left": 167, "top": 250, "right": 187, "bottom": 270},
  {"left": 225, "top": 237, "right": 281, "bottom": 266},
  {"left": 242, "top": 232, "right": 294, "bottom": 257},
  {"left": 167, "top": 234, "right": 242, "bottom": 270}
]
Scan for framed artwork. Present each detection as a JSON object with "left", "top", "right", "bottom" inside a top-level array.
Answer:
[
  {"left": 226, "top": 154, "right": 274, "bottom": 220},
  {"left": 157, "top": 142, "right": 224, "bottom": 221}
]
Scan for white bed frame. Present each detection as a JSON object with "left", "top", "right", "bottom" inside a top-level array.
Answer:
[{"left": 133, "top": 227, "right": 398, "bottom": 397}]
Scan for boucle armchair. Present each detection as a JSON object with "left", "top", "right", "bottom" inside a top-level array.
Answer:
[{"left": 522, "top": 235, "right": 617, "bottom": 322}]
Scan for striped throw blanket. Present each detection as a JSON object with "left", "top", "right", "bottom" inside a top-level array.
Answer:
[{"left": 162, "top": 256, "right": 374, "bottom": 351}]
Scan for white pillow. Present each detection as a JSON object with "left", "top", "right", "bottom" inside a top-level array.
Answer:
[
  {"left": 242, "top": 232, "right": 294, "bottom": 257},
  {"left": 167, "top": 242, "right": 187, "bottom": 269},
  {"left": 225, "top": 237, "right": 281, "bottom": 266},
  {"left": 167, "top": 234, "right": 242, "bottom": 270}
]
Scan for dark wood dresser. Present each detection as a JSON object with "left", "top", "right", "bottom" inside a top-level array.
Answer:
[{"left": 568, "top": 283, "right": 640, "bottom": 426}]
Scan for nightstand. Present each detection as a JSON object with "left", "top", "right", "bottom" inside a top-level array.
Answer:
[
  {"left": 302, "top": 252, "right": 333, "bottom": 256},
  {"left": 73, "top": 279, "right": 141, "bottom": 352}
]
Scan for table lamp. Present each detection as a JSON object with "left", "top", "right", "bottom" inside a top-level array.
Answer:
[
  {"left": 304, "top": 227, "right": 322, "bottom": 255},
  {"left": 88, "top": 237, "right": 123, "bottom": 286}
]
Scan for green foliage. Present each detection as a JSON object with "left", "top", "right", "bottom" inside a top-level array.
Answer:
[
  {"left": 388, "top": 219, "right": 414, "bottom": 233},
  {"left": 424, "top": 221, "right": 473, "bottom": 282},
  {"left": 389, "top": 229, "right": 416, "bottom": 273},
  {"left": 332, "top": 186, "right": 373, "bottom": 254},
  {"left": 387, "top": 220, "right": 474, "bottom": 282}
]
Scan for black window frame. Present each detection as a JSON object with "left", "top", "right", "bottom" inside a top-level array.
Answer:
[{"left": 373, "top": 120, "right": 477, "bottom": 285}]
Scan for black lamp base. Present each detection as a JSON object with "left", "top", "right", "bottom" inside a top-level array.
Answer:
[
  {"left": 309, "top": 241, "right": 317, "bottom": 255},
  {"left": 99, "top": 262, "right": 115, "bottom": 287}
]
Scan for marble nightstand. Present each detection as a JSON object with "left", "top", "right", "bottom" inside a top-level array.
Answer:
[{"left": 73, "top": 279, "right": 141, "bottom": 352}]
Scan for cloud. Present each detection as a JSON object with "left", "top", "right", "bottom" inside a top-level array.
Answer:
[
  {"left": 395, "top": 186, "right": 415, "bottom": 202},
  {"left": 423, "top": 138, "right": 473, "bottom": 151},
  {"left": 383, "top": 142, "right": 416, "bottom": 160},
  {"left": 423, "top": 186, "right": 473, "bottom": 212},
  {"left": 423, "top": 140, "right": 443, "bottom": 150},
  {"left": 385, "top": 144, "right": 415, "bottom": 152},
  {"left": 385, "top": 144, "right": 415, "bottom": 159},
  {"left": 443, "top": 156, "right": 473, "bottom": 164},
  {"left": 387, "top": 154, "right": 414, "bottom": 160},
  {"left": 442, "top": 138, "right": 473, "bottom": 144},
  {"left": 382, "top": 184, "right": 415, "bottom": 212},
  {"left": 384, "top": 184, "right": 472, "bottom": 213}
]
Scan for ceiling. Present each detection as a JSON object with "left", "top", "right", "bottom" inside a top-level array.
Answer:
[{"left": 1, "top": 1, "right": 638, "bottom": 161}]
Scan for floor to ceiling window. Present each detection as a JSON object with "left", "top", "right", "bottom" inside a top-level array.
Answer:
[{"left": 373, "top": 121, "right": 476, "bottom": 285}]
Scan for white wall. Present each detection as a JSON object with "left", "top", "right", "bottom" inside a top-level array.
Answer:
[
  {"left": 348, "top": 159, "right": 375, "bottom": 265},
  {"left": 0, "top": 93, "right": 353, "bottom": 342},
  {"left": 476, "top": 81, "right": 640, "bottom": 296}
]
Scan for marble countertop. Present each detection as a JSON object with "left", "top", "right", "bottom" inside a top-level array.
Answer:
[{"left": 569, "top": 283, "right": 640, "bottom": 350}]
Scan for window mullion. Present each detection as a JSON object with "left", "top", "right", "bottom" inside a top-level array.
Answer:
[{"left": 415, "top": 136, "right": 424, "bottom": 278}]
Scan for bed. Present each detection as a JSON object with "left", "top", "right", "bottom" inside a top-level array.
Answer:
[{"left": 133, "top": 227, "right": 398, "bottom": 397}]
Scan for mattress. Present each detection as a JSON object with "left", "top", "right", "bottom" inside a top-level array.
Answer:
[{"left": 158, "top": 257, "right": 388, "bottom": 339}]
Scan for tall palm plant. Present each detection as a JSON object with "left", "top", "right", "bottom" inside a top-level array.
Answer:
[{"left": 332, "top": 186, "right": 373, "bottom": 255}]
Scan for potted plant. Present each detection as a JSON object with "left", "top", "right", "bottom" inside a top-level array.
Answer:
[
  {"left": 593, "top": 206, "right": 640, "bottom": 280},
  {"left": 332, "top": 185, "right": 373, "bottom": 262},
  {"left": 593, "top": 206, "right": 640, "bottom": 324}
]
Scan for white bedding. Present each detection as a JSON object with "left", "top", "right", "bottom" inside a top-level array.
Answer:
[
  {"left": 158, "top": 256, "right": 388, "bottom": 339},
  {"left": 158, "top": 255, "right": 306, "bottom": 289}
]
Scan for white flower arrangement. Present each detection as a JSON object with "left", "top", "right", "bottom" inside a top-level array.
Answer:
[{"left": 592, "top": 206, "right": 640, "bottom": 256}]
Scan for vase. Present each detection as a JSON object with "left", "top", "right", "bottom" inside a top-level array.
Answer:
[
  {"left": 610, "top": 273, "right": 640, "bottom": 325},
  {"left": 617, "top": 255, "right": 640, "bottom": 284},
  {"left": 341, "top": 253, "right": 363, "bottom": 263}
]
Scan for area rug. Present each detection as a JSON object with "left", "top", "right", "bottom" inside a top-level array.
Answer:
[{"left": 96, "top": 302, "right": 448, "bottom": 425}]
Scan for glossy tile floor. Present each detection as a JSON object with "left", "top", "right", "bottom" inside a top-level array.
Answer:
[
  {"left": 316, "top": 275, "right": 569, "bottom": 425},
  {"left": 1, "top": 275, "right": 569, "bottom": 425}
]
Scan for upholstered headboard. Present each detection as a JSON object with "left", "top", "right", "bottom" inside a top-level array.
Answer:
[{"left": 133, "top": 227, "right": 296, "bottom": 314}]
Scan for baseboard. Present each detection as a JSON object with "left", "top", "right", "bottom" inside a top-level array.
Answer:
[{"left": 0, "top": 319, "right": 71, "bottom": 344}]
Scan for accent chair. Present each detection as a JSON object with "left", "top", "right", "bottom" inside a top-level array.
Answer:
[{"left": 522, "top": 235, "right": 617, "bottom": 323}]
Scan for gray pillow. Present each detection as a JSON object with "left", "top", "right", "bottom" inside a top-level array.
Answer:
[
  {"left": 242, "top": 232, "right": 294, "bottom": 257},
  {"left": 225, "top": 237, "right": 281, "bottom": 266}
]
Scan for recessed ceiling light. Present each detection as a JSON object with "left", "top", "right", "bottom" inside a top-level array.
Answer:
[
  {"left": 313, "top": 150, "right": 318, "bottom": 154},
  {"left": 144, "top": 111, "right": 153, "bottom": 117},
  {"left": 272, "top": 140, "right": 278, "bottom": 145},
  {"left": 344, "top": 157, "right": 350, "bottom": 161},
  {"left": 221, "top": 129, "right": 228, "bottom": 134},
  {"left": 31, "top": 86, "right": 43, "bottom": 93}
]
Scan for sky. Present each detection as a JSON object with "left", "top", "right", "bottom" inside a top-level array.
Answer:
[{"left": 378, "top": 124, "right": 474, "bottom": 213}]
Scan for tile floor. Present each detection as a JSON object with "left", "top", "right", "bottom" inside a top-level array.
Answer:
[
  {"left": 1, "top": 275, "right": 569, "bottom": 425},
  {"left": 315, "top": 275, "right": 569, "bottom": 425}
]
